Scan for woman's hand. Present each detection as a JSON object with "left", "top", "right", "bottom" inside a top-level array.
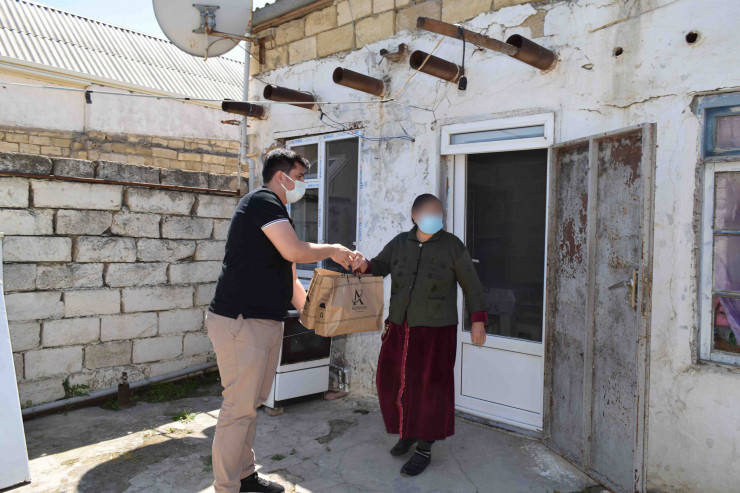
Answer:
[
  {"left": 351, "top": 251, "right": 368, "bottom": 273},
  {"left": 471, "top": 322, "right": 487, "bottom": 346}
]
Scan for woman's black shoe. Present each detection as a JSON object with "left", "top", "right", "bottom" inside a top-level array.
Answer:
[
  {"left": 400, "top": 450, "right": 431, "bottom": 476},
  {"left": 390, "top": 437, "right": 418, "bottom": 456},
  {"left": 240, "top": 472, "right": 285, "bottom": 492}
]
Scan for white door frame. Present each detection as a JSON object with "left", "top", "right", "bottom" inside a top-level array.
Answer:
[{"left": 444, "top": 113, "right": 554, "bottom": 432}]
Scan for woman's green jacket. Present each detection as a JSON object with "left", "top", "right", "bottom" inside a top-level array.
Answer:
[{"left": 369, "top": 227, "right": 487, "bottom": 327}]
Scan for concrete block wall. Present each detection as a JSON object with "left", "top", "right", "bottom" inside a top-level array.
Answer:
[
  {"left": 252, "top": 0, "right": 541, "bottom": 72},
  {"left": 0, "top": 125, "right": 241, "bottom": 175},
  {"left": 0, "top": 151, "right": 239, "bottom": 407}
]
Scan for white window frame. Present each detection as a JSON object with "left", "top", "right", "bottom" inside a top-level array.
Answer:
[
  {"left": 699, "top": 160, "right": 740, "bottom": 365},
  {"left": 286, "top": 132, "right": 362, "bottom": 280},
  {"left": 441, "top": 113, "right": 554, "bottom": 156}
]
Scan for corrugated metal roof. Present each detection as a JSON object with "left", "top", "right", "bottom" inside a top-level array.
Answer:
[{"left": 0, "top": 0, "right": 244, "bottom": 100}]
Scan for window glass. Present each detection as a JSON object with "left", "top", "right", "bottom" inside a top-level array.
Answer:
[
  {"left": 714, "top": 172, "right": 740, "bottom": 229},
  {"left": 292, "top": 187, "right": 319, "bottom": 272},
  {"left": 451, "top": 125, "right": 544, "bottom": 145},
  {"left": 716, "top": 115, "right": 740, "bottom": 151},
  {"left": 711, "top": 171, "right": 740, "bottom": 355},
  {"left": 464, "top": 149, "right": 548, "bottom": 341},
  {"left": 290, "top": 143, "right": 319, "bottom": 180},
  {"left": 324, "top": 138, "right": 359, "bottom": 272}
]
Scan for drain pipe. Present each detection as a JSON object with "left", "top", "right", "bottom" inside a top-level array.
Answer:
[
  {"left": 246, "top": 156, "right": 256, "bottom": 192},
  {"left": 237, "top": 0, "right": 254, "bottom": 196},
  {"left": 21, "top": 362, "right": 217, "bottom": 420}
]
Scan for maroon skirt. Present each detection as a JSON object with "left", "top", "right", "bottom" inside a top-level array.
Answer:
[{"left": 376, "top": 319, "right": 457, "bottom": 441}]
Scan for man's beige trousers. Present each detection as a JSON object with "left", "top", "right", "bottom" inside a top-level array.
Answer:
[{"left": 206, "top": 311, "right": 283, "bottom": 493}]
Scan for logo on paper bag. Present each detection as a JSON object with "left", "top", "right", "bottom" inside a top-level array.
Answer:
[
  {"left": 352, "top": 289, "right": 367, "bottom": 311},
  {"left": 352, "top": 289, "right": 364, "bottom": 306}
]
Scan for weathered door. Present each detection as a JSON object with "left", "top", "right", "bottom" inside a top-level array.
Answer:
[{"left": 543, "top": 125, "right": 655, "bottom": 493}]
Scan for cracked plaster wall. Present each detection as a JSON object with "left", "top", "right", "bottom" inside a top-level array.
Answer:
[{"left": 247, "top": 1, "right": 740, "bottom": 491}]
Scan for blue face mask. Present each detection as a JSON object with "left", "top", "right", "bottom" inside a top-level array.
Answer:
[{"left": 417, "top": 214, "right": 444, "bottom": 235}]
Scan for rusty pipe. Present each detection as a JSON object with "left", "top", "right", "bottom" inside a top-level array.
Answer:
[
  {"left": 409, "top": 50, "right": 463, "bottom": 84},
  {"left": 221, "top": 100, "right": 266, "bottom": 119},
  {"left": 332, "top": 67, "right": 385, "bottom": 97},
  {"left": 416, "top": 17, "right": 557, "bottom": 71},
  {"left": 506, "top": 34, "right": 557, "bottom": 71},
  {"left": 263, "top": 84, "right": 316, "bottom": 110}
]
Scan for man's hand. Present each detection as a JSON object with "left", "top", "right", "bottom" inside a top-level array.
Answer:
[
  {"left": 331, "top": 244, "right": 355, "bottom": 271},
  {"left": 471, "top": 322, "right": 487, "bottom": 346},
  {"left": 351, "top": 251, "right": 368, "bottom": 273}
]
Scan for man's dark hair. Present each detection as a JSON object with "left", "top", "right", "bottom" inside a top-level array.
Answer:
[
  {"left": 262, "top": 148, "right": 310, "bottom": 183},
  {"left": 411, "top": 193, "right": 442, "bottom": 224}
]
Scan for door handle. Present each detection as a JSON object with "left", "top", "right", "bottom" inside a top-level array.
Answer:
[
  {"left": 608, "top": 269, "right": 638, "bottom": 311},
  {"left": 471, "top": 259, "right": 480, "bottom": 264}
]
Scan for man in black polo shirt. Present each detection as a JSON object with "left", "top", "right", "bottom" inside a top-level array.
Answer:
[{"left": 207, "top": 148, "right": 354, "bottom": 493}]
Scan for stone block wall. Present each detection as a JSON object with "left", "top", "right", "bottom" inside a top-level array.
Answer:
[
  {"left": 0, "top": 151, "right": 239, "bottom": 407},
  {"left": 0, "top": 125, "right": 241, "bottom": 175},
  {"left": 252, "top": 0, "right": 541, "bottom": 73}
]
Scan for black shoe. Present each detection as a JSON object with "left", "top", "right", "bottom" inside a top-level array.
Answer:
[
  {"left": 240, "top": 472, "right": 285, "bottom": 493},
  {"left": 390, "top": 438, "right": 417, "bottom": 456},
  {"left": 400, "top": 450, "right": 431, "bottom": 476}
]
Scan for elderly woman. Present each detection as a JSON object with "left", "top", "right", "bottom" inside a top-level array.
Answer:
[{"left": 352, "top": 193, "right": 488, "bottom": 476}]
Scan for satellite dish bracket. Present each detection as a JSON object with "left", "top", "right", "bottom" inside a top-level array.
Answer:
[
  {"left": 192, "top": 4, "right": 270, "bottom": 46},
  {"left": 192, "top": 4, "right": 220, "bottom": 34}
]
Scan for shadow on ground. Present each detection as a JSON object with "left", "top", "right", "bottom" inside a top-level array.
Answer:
[{"left": 21, "top": 388, "right": 600, "bottom": 493}]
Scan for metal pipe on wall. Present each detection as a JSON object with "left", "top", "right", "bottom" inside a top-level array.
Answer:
[
  {"left": 416, "top": 17, "right": 558, "bottom": 72},
  {"left": 21, "top": 362, "right": 218, "bottom": 420},
  {"left": 263, "top": 85, "right": 316, "bottom": 109},
  {"left": 506, "top": 34, "right": 558, "bottom": 71},
  {"left": 332, "top": 67, "right": 385, "bottom": 97},
  {"left": 246, "top": 156, "right": 256, "bottom": 192},
  {"left": 222, "top": 100, "right": 266, "bottom": 119},
  {"left": 237, "top": 0, "right": 254, "bottom": 197},
  {"left": 409, "top": 50, "right": 464, "bottom": 84}
]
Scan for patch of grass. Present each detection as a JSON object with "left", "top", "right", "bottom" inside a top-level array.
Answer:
[
  {"left": 21, "top": 400, "right": 32, "bottom": 409},
  {"left": 141, "top": 372, "right": 220, "bottom": 403},
  {"left": 289, "top": 448, "right": 297, "bottom": 455},
  {"left": 99, "top": 371, "right": 220, "bottom": 412},
  {"left": 353, "top": 408, "right": 370, "bottom": 415},
  {"left": 201, "top": 455, "right": 213, "bottom": 472},
  {"left": 172, "top": 409, "right": 196, "bottom": 423},
  {"left": 62, "top": 376, "right": 90, "bottom": 399},
  {"left": 166, "top": 427, "right": 179, "bottom": 434},
  {"left": 60, "top": 458, "right": 78, "bottom": 467},
  {"left": 101, "top": 397, "right": 120, "bottom": 412},
  {"left": 271, "top": 454, "right": 286, "bottom": 461}
]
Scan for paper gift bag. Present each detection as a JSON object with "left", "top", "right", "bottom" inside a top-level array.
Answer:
[{"left": 300, "top": 268, "right": 384, "bottom": 337}]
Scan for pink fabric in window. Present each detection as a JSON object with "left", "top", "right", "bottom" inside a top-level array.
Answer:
[{"left": 714, "top": 172, "right": 740, "bottom": 341}]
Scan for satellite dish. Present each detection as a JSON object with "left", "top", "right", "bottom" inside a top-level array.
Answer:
[{"left": 153, "top": 0, "right": 253, "bottom": 58}]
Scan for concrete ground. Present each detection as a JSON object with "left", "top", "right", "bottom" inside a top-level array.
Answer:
[{"left": 20, "top": 383, "right": 600, "bottom": 493}]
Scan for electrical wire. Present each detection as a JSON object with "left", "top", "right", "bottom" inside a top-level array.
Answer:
[
  {"left": 319, "top": 110, "right": 414, "bottom": 143},
  {"left": 0, "top": 80, "right": 224, "bottom": 102},
  {"left": 0, "top": 80, "right": 397, "bottom": 105},
  {"left": 460, "top": 27, "right": 466, "bottom": 77}
]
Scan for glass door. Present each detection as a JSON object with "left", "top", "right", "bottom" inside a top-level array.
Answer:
[{"left": 453, "top": 150, "right": 548, "bottom": 431}]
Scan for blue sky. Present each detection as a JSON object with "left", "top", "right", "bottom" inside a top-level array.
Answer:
[{"left": 39, "top": 0, "right": 274, "bottom": 59}]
